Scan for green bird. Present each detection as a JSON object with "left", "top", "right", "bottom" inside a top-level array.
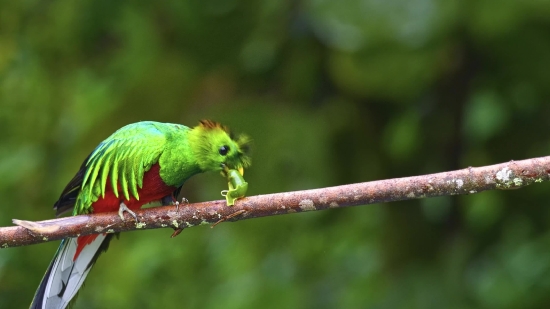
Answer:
[{"left": 30, "top": 120, "right": 251, "bottom": 309}]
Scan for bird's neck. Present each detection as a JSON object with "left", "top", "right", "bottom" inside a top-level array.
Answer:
[{"left": 158, "top": 126, "right": 202, "bottom": 187}]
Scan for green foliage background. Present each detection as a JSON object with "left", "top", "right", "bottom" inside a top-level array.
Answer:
[{"left": 2, "top": 1, "right": 550, "bottom": 308}]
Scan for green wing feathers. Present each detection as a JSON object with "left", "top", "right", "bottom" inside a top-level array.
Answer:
[{"left": 76, "top": 122, "right": 168, "bottom": 214}]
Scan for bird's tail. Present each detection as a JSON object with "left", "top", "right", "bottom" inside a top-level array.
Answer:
[{"left": 30, "top": 234, "right": 113, "bottom": 309}]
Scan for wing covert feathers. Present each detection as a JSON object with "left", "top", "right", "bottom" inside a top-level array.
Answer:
[{"left": 54, "top": 122, "right": 174, "bottom": 216}]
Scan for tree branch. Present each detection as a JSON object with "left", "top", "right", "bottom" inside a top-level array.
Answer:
[{"left": 2, "top": 156, "right": 550, "bottom": 248}]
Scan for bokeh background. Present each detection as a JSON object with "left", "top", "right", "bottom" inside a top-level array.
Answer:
[{"left": 2, "top": 0, "right": 550, "bottom": 308}]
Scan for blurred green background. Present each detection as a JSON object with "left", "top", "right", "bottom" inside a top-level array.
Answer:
[{"left": 2, "top": 0, "right": 550, "bottom": 308}]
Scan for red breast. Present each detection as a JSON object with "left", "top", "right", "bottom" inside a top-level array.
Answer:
[{"left": 74, "top": 163, "right": 176, "bottom": 260}]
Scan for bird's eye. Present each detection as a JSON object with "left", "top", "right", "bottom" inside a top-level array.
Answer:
[{"left": 219, "top": 145, "right": 230, "bottom": 156}]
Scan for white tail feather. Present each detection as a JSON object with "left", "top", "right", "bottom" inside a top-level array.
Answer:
[{"left": 41, "top": 234, "right": 107, "bottom": 309}]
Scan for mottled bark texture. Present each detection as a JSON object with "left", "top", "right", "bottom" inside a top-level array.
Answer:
[{"left": 3, "top": 156, "right": 550, "bottom": 248}]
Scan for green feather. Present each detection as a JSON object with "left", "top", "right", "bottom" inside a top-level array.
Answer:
[
  {"left": 137, "top": 157, "right": 145, "bottom": 189},
  {"left": 99, "top": 150, "right": 113, "bottom": 198},
  {"left": 120, "top": 158, "right": 129, "bottom": 201},
  {"left": 70, "top": 121, "right": 251, "bottom": 215},
  {"left": 110, "top": 152, "right": 119, "bottom": 199}
]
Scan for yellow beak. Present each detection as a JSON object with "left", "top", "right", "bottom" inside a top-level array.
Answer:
[{"left": 238, "top": 167, "right": 244, "bottom": 176}]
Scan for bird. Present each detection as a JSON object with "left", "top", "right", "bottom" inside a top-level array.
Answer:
[{"left": 30, "top": 120, "right": 251, "bottom": 309}]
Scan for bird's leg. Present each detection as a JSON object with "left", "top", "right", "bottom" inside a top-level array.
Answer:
[
  {"left": 118, "top": 202, "right": 138, "bottom": 221},
  {"left": 161, "top": 195, "right": 175, "bottom": 206}
]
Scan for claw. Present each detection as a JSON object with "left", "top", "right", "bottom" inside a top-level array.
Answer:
[
  {"left": 175, "top": 198, "right": 189, "bottom": 211},
  {"left": 118, "top": 202, "right": 138, "bottom": 221}
]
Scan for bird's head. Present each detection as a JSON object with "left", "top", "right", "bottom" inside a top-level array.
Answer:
[{"left": 189, "top": 120, "right": 251, "bottom": 175}]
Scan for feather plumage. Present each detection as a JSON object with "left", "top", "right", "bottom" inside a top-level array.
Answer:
[{"left": 33, "top": 120, "right": 251, "bottom": 309}]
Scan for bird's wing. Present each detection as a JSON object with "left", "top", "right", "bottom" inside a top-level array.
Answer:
[{"left": 54, "top": 122, "right": 168, "bottom": 216}]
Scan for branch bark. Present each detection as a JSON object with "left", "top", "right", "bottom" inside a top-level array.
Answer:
[{"left": 3, "top": 156, "right": 550, "bottom": 249}]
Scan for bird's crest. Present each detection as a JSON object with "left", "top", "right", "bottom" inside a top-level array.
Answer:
[
  {"left": 198, "top": 119, "right": 250, "bottom": 156},
  {"left": 199, "top": 120, "right": 229, "bottom": 132}
]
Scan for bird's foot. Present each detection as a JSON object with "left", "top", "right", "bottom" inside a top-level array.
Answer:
[
  {"left": 118, "top": 202, "right": 138, "bottom": 221},
  {"left": 175, "top": 197, "right": 189, "bottom": 211}
]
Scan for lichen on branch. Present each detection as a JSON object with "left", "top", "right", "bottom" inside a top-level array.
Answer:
[{"left": 2, "top": 156, "right": 550, "bottom": 248}]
